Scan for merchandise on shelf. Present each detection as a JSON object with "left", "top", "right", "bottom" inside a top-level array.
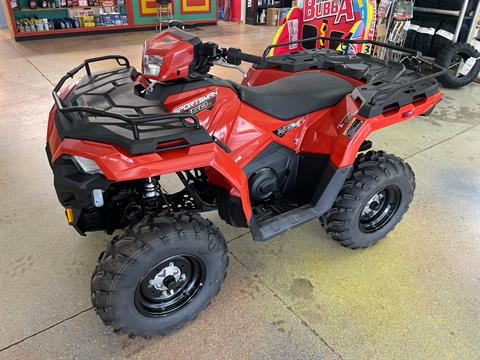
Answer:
[
  {"left": 7, "top": 0, "right": 217, "bottom": 39},
  {"left": 79, "top": 15, "right": 95, "bottom": 27},
  {"left": 12, "top": 0, "right": 128, "bottom": 33},
  {"left": 12, "top": 0, "right": 122, "bottom": 9},
  {"left": 15, "top": 11, "right": 127, "bottom": 32}
]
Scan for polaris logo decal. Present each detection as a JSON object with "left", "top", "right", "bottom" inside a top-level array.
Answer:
[
  {"left": 172, "top": 91, "right": 217, "bottom": 114},
  {"left": 274, "top": 119, "right": 305, "bottom": 137}
]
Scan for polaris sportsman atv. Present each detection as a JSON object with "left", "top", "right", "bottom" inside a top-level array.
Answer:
[{"left": 46, "top": 27, "right": 445, "bottom": 337}]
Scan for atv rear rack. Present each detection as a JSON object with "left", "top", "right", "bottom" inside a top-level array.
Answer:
[
  {"left": 52, "top": 56, "right": 212, "bottom": 154},
  {"left": 259, "top": 37, "right": 448, "bottom": 118}
]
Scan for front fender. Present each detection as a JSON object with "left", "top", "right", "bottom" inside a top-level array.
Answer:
[{"left": 49, "top": 130, "right": 253, "bottom": 221}]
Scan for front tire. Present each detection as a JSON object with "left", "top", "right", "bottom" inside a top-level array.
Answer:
[
  {"left": 91, "top": 212, "right": 228, "bottom": 337},
  {"left": 324, "top": 151, "right": 415, "bottom": 249}
]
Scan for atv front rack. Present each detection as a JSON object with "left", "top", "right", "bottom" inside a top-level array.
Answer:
[
  {"left": 52, "top": 56, "right": 212, "bottom": 154},
  {"left": 259, "top": 37, "right": 448, "bottom": 117}
]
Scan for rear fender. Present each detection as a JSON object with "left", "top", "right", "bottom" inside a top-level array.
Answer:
[{"left": 330, "top": 92, "right": 443, "bottom": 167}]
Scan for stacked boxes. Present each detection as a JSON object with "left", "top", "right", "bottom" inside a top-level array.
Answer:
[{"left": 80, "top": 15, "right": 95, "bottom": 27}]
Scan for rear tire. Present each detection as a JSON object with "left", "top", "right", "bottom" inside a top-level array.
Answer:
[
  {"left": 91, "top": 212, "right": 228, "bottom": 337},
  {"left": 323, "top": 151, "right": 415, "bottom": 249}
]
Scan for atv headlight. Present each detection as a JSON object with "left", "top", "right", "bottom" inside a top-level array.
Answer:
[
  {"left": 143, "top": 54, "right": 163, "bottom": 76},
  {"left": 71, "top": 156, "right": 103, "bottom": 175}
]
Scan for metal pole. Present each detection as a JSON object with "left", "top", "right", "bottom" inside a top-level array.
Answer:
[
  {"left": 453, "top": 0, "right": 470, "bottom": 42},
  {"left": 466, "top": 0, "right": 480, "bottom": 43},
  {"left": 381, "top": 0, "right": 397, "bottom": 60}
]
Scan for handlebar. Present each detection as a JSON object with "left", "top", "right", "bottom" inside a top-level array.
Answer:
[
  {"left": 239, "top": 52, "right": 263, "bottom": 65},
  {"left": 224, "top": 47, "right": 263, "bottom": 66}
]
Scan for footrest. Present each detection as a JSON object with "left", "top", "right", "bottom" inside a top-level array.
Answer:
[
  {"left": 248, "top": 163, "right": 352, "bottom": 241},
  {"left": 250, "top": 204, "right": 321, "bottom": 241}
]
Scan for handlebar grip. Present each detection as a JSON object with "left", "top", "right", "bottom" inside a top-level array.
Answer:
[
  {"left": 239, "top": 52, "right": 263, "bottom": 65},
  {"left": 226, "top": 47, "right": 262, "bottom": 65}
]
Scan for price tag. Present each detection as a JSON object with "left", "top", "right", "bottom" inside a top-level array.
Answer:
[{"left": 459, "top": 57, "right": 478, "bottom": 76}]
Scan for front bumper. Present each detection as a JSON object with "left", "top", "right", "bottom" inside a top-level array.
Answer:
[{"left": 46, "top": 144, "right": 112, "bottom": 235}]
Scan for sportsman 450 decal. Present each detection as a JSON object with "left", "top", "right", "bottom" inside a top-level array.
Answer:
[
  {"left": 274, "top": 119, "right": 305, "bottom": 137},
  {"left": 172, "top": 91, "right": 218, "bottom": 114}
]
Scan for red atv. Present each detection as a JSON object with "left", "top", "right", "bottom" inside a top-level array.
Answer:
[{"left": 46, "top": 28, "right": 444, "bottom": 337}]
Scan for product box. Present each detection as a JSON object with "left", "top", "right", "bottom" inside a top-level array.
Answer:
[
  {"left": 77, "top": 9, "right": 95, "bottom": 16},
  {"left": 80, "top": 15, "right": 95, "bottom": 27},
  {"left": 112, "top": 13, "right": 122, "bottom": 25},
  {"left": 266, "top": 8, "right": 280, "bottom": 26},
  {"left": 101, "top": 13, "right": 115, "bottom": 26}
]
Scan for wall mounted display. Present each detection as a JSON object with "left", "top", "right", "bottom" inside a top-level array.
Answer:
[{"left": 2, "top": 0, "right": 217, "bottom": 40}]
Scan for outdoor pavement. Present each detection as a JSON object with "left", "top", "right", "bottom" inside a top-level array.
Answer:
[{"left": 0, "top": 22, "right": 479, "bottom": 359}]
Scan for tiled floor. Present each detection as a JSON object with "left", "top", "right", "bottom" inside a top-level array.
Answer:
[{"left": 0, "top": 22, "right": 479, "bottom": 359}]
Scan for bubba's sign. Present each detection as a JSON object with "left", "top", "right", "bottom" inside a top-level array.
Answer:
[
  {"left": 303, "top": 0, "right": 355, "bottom": 24},
  {"left": 269, "top": 0, "right": 376, "bottom": 56}
]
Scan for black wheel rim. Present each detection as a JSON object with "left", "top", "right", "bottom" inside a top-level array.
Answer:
[
  {"left": 359, "top": 185, "right": 402, "bottom": 233},
  {"left": 135, "top": 255, "right": 206, "bottom": 317}
]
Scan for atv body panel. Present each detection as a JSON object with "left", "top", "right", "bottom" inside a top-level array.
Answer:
[{"left": 46, "top": 29, "right": 443, "bottom": 240}]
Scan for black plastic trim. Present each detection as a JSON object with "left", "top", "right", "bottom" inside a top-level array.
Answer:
[
  {"left": 165, "top": 27, "right": 202, "bottom": 46},
  {"left": 212, "top": 136, "right": 231, "bottom": 153},
  {"left": 249, "top": 162, "right": 352, "bottom": 241},
  {"left": 47, "top": 151, "right": 113, "bottom": 235},
  {"left": 216, "top": 188, "right": 247, "bottom": 227}
]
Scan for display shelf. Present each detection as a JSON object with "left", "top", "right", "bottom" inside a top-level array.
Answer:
[
  {"left": 412, "top": 0, "right": 473, "bottom": 43},
  {"left": 14, "top": 8, "right": 68, "bottom": 11},
  {"left": 3, "top": 0, "right": 218, "bottom": 40},
  {"left": 13, "top": 5, "right": 125, "bottom": 12},
  {"left": 14, "top": 24, "right": 130, "bottom": 37},
  {"left": 413, "top": 6, "right": 472, "bottom": 19}
]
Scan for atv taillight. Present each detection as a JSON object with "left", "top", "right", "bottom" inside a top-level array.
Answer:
[{"left": 156, "top": 138, "right": 188, "bottom": 151}]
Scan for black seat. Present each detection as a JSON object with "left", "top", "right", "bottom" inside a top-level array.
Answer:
[{"left": 236, "top": 72, "right": 354, "bottom": 120}]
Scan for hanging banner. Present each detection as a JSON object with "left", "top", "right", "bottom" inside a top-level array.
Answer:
[{"left": 270, "top": 0, "right": 376, "bottom": 56}]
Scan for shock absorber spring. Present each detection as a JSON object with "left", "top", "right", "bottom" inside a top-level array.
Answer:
[
  {"left": 144, "top": 177, "right": 159, "bottom": 199},
  {"left": 143, "top": 177, "right": 172, "bottom": 213}
]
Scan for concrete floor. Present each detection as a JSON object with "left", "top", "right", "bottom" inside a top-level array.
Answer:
[{"left": 0, "top": 22, "right": 479, "bottom": 359}]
